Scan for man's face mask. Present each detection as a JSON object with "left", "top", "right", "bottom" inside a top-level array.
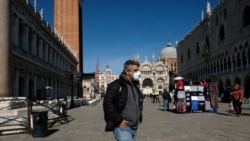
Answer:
[{"left": 133, "top": 71, "right": 141, "bottom": 80}]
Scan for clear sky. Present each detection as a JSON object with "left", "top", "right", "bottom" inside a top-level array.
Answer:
[{"left": 35, "top": 0, "right": 219, "bottom": 75}]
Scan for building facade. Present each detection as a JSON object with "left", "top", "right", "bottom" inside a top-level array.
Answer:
[
  {"left": 82, "top": 73, "right": 95, "bottom": 98},
  {"left": 0, "top": 0, "right": 78, "bottom": 98},
  {"left": 98, "top": 65, "right": 119, "bottom": 94},
  {"left": 177, "top": 0, "right": 250, "bottom": 97},
  {"left": 135, "top": 41, "right": 177, "bottom": 95}
]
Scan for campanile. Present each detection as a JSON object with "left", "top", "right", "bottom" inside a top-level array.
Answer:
[{"left": 54, "top": 0, "right": 83, "bottom": 73}]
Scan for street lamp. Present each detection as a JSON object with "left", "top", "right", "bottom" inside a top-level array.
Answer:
[{"left": 70, "top": 73, "right": 74, "bottom": 108}]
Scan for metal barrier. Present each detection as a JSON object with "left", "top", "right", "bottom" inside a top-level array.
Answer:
[
  {"left": 0, "top": 97, "right": 28, "bottom": 135},
  {"left": 27, "top": 97, "right": 70, "bottom": 132},
  {"left": 0, "top": 97, "right": 71, "bottom": 135}
]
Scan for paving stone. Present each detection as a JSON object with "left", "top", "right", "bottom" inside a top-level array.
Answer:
[{"left": 0, "top": 99, "right": 249, "bottom": 141}]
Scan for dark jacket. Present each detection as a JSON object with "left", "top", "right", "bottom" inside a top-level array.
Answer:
[
  {"left": 103, "top": 75, "right": 143, "bottom": 131},
  {"left": 162, "top": 90, "right": 171, "bottom": 100}
]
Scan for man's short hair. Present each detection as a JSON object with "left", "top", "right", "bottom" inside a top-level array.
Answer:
[{"left": 123, "top": 60, "right": 140, "bottom": 72}]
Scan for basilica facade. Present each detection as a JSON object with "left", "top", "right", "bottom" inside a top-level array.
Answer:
[
  {"left": 135, "top": 41, "right": 177, "bottom": 95},
  {"left": 177, "top": 0, "right": 250, "bottom": 97}
]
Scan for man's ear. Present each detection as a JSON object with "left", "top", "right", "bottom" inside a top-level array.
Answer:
[{"left": 125, "top": 70, "right": 129, "bottom": 75}]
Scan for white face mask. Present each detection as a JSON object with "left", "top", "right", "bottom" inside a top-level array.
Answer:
[{"left": 133, "top": 71, "right": 141, "bottom": 80}]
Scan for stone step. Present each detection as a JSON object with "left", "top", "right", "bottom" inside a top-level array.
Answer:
[{"left": 0, "top": 125, "right": 27, "bottom": 135}]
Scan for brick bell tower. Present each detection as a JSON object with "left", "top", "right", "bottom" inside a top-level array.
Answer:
[{"left": 54, "top": 0, "right": 83, "bottom": 74}]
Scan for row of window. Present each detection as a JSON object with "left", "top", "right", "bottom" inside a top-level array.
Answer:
[
  {"left": 180, "top": 49, "right": 250, "bottom": 80},
  {"left": 12, "top": 16, "right": 77, "bottom": 74},
  {"left": 180, "top": 6, "right": 250, "bottom": 62}
]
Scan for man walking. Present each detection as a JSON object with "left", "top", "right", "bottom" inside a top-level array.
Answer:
[
  {"left": 103, "top": 60, "right": 144, "bottom": 141},
  {"left": 162, "top": 89, "right": 171, "bottom": 111}
]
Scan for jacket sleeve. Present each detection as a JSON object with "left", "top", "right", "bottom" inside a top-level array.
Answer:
[{"left": 103, "top": 82, "right": 123, "bottom": 127}]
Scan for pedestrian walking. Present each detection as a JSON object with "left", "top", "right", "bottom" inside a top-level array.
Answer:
[
  {"left": 162, "top": 89, "right": 171, "bottom": 111},
  {"left": 103, "top": 60, "right": 144, "bottom": 141},
  {"left": 231, "top": 83, "right": 244, "bottom": 117}
]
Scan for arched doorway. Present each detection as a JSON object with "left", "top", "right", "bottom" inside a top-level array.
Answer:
[{"left": 142, "top": 78, "right": 153, "bottom": 95}]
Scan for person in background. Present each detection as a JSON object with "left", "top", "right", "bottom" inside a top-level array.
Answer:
[
  {"left": 155, "top": 90, "right": 160, "bottom": 103},
  {"left": 151, "top": 90, "right": 156, "bottom": 103},
  {"left": 103, "top": 60, "right": 143, "bottom": 141},
  {"left": 162, "top": 89, "right": 171, "bottom": 111},
  {"left": 231, "top": 83, "right": 244, "bottom": 117}
]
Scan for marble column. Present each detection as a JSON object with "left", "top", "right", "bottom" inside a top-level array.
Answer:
[{"left": 0, "top": 0, "right": 11, "bottom": 96}]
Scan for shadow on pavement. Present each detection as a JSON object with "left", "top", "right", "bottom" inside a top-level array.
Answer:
[
  {"left": 215, "top": 112, "right": 232, "bottom": 116},
  {"left": 47, "top": 129, "right": 59, "bottom": 136}
]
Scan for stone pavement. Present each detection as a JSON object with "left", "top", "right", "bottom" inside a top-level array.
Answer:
[{"left": 1, "top": 98, "right": 250, "bottom": 141}]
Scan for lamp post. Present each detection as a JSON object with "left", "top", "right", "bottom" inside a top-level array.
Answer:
[{"left": 70, "top": 73, "right": 74, "bottom": 108}]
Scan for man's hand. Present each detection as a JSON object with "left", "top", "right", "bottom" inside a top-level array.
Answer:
[{"left": 119, "top": 119, "right": 128, "bottom": 128}]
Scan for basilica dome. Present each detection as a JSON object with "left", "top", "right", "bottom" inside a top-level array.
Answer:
[{"left": 160, "top": 41, "right": 177, "bottom": 59}]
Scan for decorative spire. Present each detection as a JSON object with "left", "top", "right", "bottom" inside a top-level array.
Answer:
[
  {"left": 152, "top": 53, "right": 155, "bottom": 64},
  {"left": 34, "top": 0, "right": 37, "bottom": 12},
  {"left": 167, "top": 33, "right": 171, "bottom": 43},
  {"left": 202, "top": 10, "right": 204, "bottom": 20},
  {"left": 134, "top": 53, "right": 140, "bottom": 62},
  {"left": 40, "top": 8, "right": 43, "bottom": 20},
  {"left": 167, "top": 40, "right": 172, "bottom": 47},
  {"left": 206, "top": 1, "right": 212, "bottom": 17}
]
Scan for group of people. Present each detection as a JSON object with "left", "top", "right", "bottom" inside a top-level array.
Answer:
[
  {"left": 151, "top": 89, "right": 161, "bottom": 103},
  {"left": 102, "top": 59, "right": 248, "bottom": 141}
]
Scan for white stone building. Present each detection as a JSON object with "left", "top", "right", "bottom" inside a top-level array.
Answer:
[
  {"left": 96, "top": 41, "right": 177, "bottom": 96},
  {"left": 99, "top": 65, "right": 119, "bottom": 94}
]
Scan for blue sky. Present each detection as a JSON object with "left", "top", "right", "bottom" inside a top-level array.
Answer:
[{"left": 36, "top": 0, "right": 219, "bottom": 74}]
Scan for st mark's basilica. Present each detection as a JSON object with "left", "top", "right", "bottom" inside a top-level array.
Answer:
[{"left": 134, "top": 41, "right": 177, "bottom": 95}]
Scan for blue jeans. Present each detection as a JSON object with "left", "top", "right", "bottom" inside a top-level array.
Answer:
[
  {"left": 113, "top": 126, "right": 138, "bottom": 141},
  {"left": 163, "top": 99, "right": 169, "bottom": 111}
]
